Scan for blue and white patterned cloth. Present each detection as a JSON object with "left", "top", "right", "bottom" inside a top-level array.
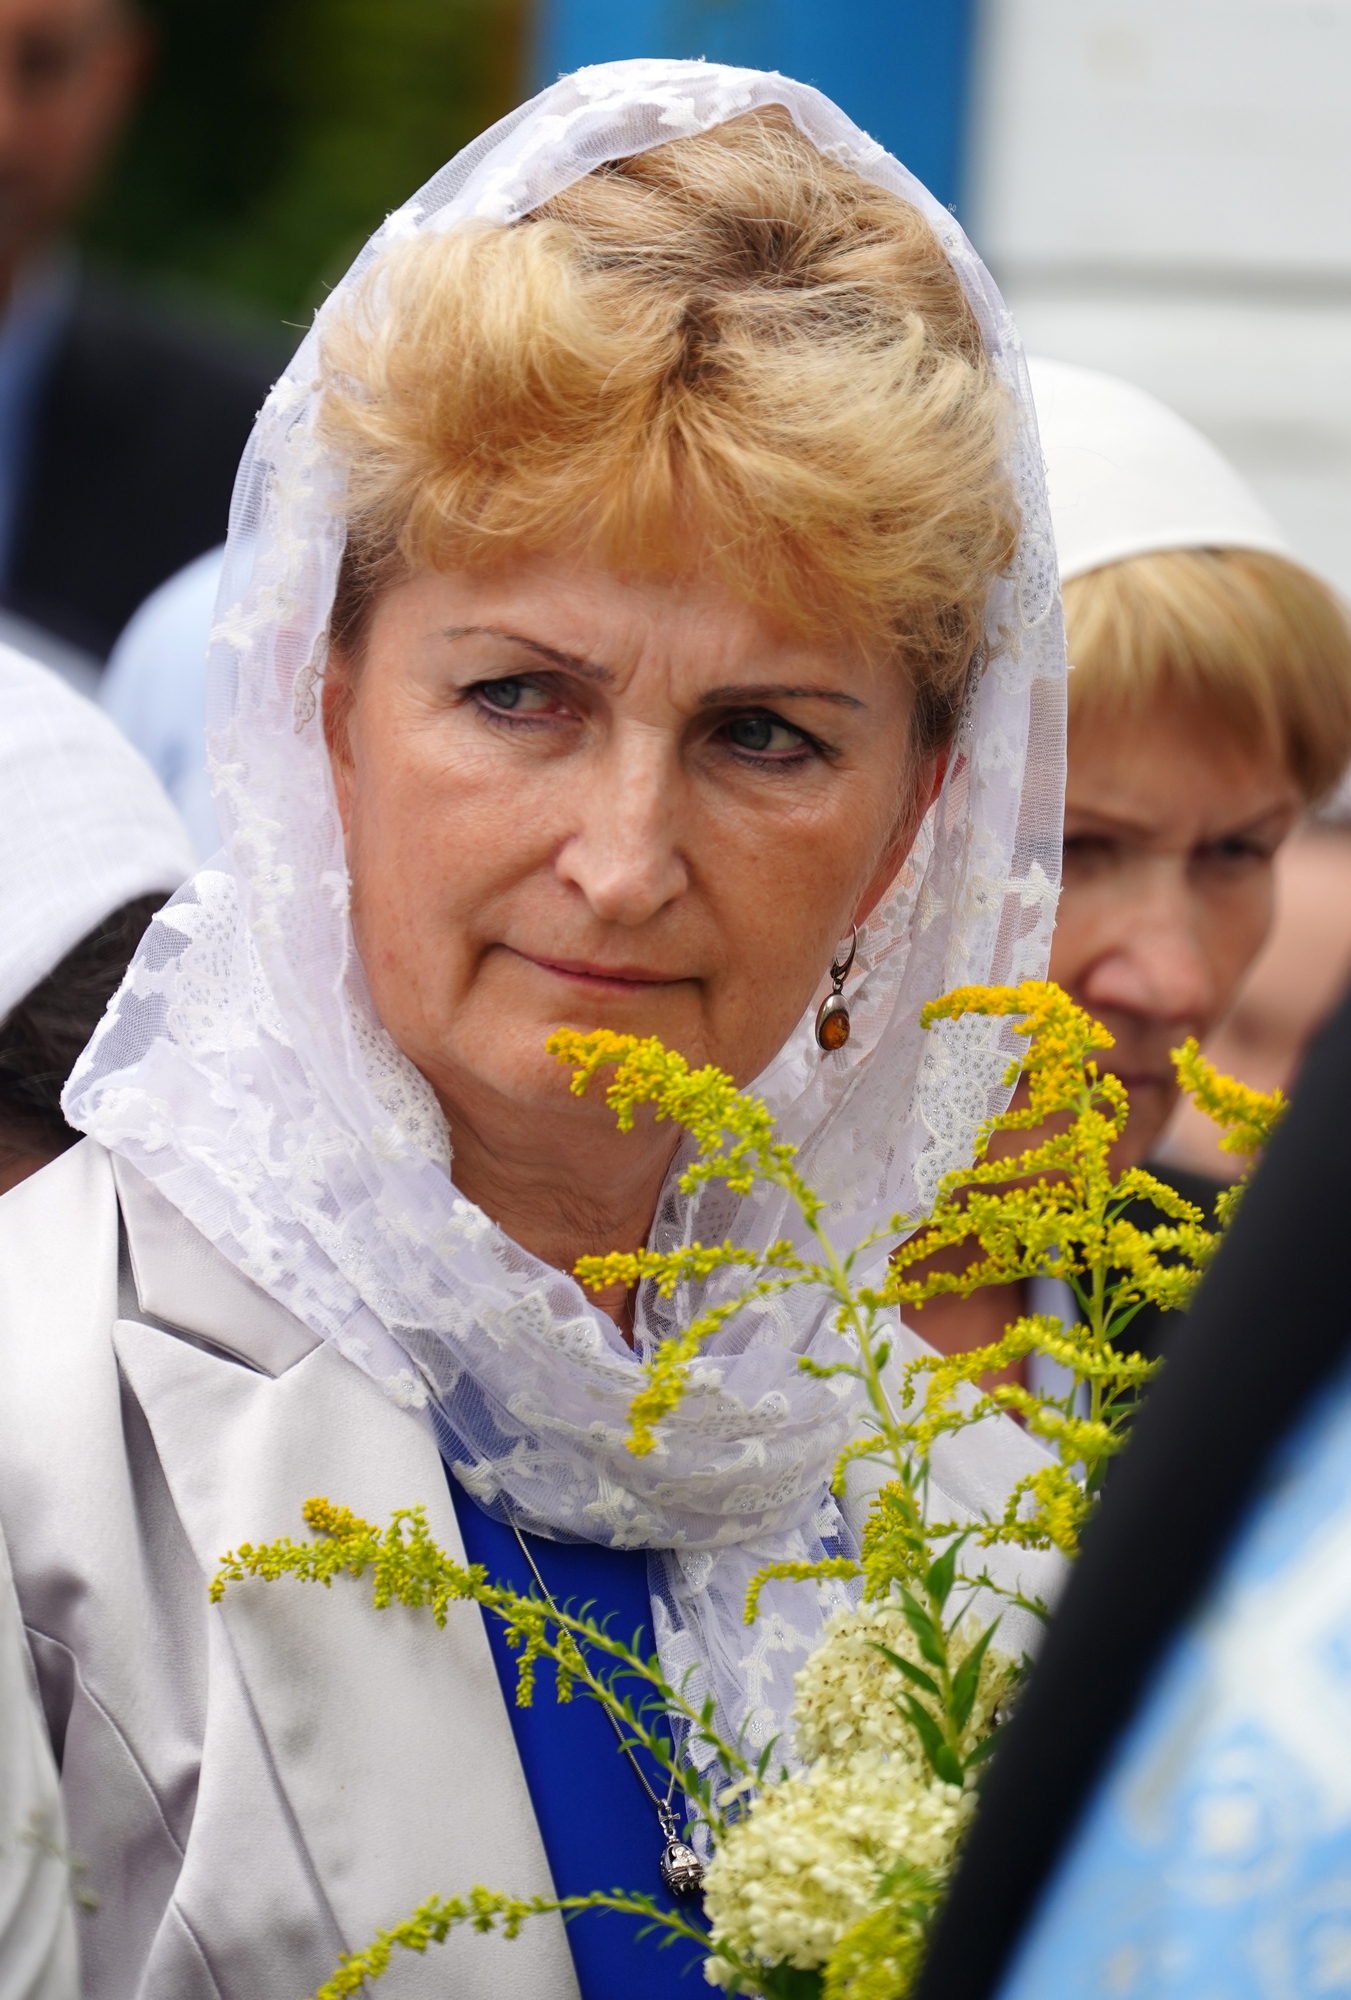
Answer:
[{"left": 999, "top": 1347, "right": 1351, "bottom": 2000}]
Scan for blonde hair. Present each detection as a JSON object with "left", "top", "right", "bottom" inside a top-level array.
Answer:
[
  {"left": 1065, "top": 548, "right": 1351, "bottom": 802},
  {"left": 318, "top": 109, "right": 1019, "bottom": 750}
]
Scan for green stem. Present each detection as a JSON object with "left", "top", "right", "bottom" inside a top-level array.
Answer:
[{"left": 803, "top": 1211, "right": 908, "bottom": 1473}]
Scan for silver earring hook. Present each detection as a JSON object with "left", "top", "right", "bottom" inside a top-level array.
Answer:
[{"left": 829, "top": 926, "right": 858, "bottom": 991}]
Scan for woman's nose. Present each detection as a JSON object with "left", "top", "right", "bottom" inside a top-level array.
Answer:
[
  {"left": 1078, "top": 874, "right": 1217, "bottom": 1028},
  {"left": 553, "top": 729, "right": 689, "bottom": 925}
]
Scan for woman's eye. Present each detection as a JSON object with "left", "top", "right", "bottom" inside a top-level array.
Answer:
[
  {"left": 1062, "top": 834, "right": 1116, "bottom": 868},
  {"left": 722, "top": 712, "right": 812, "bottom": 758},
  {"left": 1205, "top": 836, "right": 1270, "bottom": 866},
  {"left": 474, "top": 676, "right": 554, "bottom": 716}
]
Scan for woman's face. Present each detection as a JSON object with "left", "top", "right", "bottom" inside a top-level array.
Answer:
[
  {"left": 1050, "top": 696, "right": 1303, "bottom": 1167},
  {"left": 326, "top": 556, "right": 936, "bottom": 1144}
]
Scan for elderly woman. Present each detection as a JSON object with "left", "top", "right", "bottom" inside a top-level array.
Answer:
[
  {"left": 1035, "top": 358, "right": 1351, "bottom": 1175},
  {"left": 0, "top": 62, "right": 1065, "bottom": 2000}
]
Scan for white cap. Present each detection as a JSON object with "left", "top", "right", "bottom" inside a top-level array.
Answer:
[
  {"left": 0, "top": 645, "right": 198, "bottom": 1023},
  {"left": 1028, "top": 356, "right": 1293, "bottom": 584}
]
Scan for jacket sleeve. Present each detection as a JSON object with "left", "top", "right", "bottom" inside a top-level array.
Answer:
[{"left": 0, "top": 1520, "right": 80, "bottom": 2000}]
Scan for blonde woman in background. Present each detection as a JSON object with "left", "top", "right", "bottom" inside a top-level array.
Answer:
[{"left": 915, "top": 357, "right": 1351, "bottom": 1375}]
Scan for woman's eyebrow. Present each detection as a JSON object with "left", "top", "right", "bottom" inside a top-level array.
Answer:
[
  {"left": 439, "top": 626, "right": 613, "bottom": 682},
  {"left": 699, "top": 682, "right": 866, "bottom": 710},
  {"left": 1208, "top": 806, "right": 1301, "bottom": 841},
  {"left": 1066, "top": 801, "right": 1298, "bottom": 842}
]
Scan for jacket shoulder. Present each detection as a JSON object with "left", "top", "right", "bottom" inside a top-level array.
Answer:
[
  {"left": 0, "top": 1138, "right": 119, "bottom": 1371},
  {"left": 0, "top": 1132, "right": 116, "bottom": 1238}
]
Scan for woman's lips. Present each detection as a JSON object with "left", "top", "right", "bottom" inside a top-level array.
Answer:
[{"left": 513, "top": 950, "right": 686, "bottom": 994}]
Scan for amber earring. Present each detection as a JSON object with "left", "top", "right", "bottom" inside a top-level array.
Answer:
[{"left": 814, "top": 927, "right": 858, "bottom": 1052}]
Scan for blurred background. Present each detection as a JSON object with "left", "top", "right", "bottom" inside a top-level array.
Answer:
[{"left": 84, "top": 0, "right": 527, "bottom": 336}]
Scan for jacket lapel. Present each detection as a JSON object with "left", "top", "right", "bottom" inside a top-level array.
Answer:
[{"left": 113, "top": 1168, "right": 578, "bottom": 1996}]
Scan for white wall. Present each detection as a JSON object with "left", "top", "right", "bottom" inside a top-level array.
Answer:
[{"left": 966, "top": 0, "right": 1351, "bottom": 593}]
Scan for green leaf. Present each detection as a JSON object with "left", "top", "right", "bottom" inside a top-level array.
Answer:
[
  {"left": 759, "top": 1967, "right": 824, "bottom": 2000},
  {"left": 962, "top": 1724, "right": 1006, "bottom": 1771},
  {"left": 871, "top": 1640, "right": 941, "bottom": 1701},
  {"left": 925, "top": 1531, "right": 971, "bottom": 1614},
  {"left": 897, "top": 1693, "right": 964, "bottom": 1787},
  {"left": 898, "top": 1587, "right": 948, "bottom": 1671},
  {"left": 950, "top": 1619, "right": 1001, "bottom": 1737}
]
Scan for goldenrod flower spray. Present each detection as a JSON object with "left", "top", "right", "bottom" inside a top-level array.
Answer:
[{"left": 216, "top": 984, "right": 1282, "bottom": 1999}]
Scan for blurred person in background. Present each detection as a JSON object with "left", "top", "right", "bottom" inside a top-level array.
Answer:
[
  {"left": 913, "top": 358, "right": 1351, "bottom": 1377},
  {"left": 0, "top": 649, "right": 156, "bottom": 2000},
  {"left": 1036, "top": 356, "right": 1351, "bottom": 1199},
  {"left": 0, "top": 0, "right": 278, "bottom": 667},
  {"left": 0, "top": 643, "right": 195, "bottom": 1195}
]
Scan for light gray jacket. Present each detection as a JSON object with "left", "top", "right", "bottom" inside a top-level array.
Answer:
[
  {"left": 0, "top": 1140, "right": 578, "bottom": 2000},
  {"left": 0, "top": 1516, "right": 78, "bottom": 2000}
]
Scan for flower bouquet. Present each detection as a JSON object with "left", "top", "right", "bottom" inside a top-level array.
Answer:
[{"left": 215, "top": 982, "right": 1282, "bottom": 1998}]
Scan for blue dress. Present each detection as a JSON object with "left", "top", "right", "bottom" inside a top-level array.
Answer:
[
  {"left": 997, "top": 1349, "right": 1351, "bottom": 2000},
  {"left": 446, "top": 1471, "right": 709, "bottom": 1997}
]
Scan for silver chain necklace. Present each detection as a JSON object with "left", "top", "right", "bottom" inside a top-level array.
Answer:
[{"left": 510, "top": 1523, "right": 705, "bottom": 1899}]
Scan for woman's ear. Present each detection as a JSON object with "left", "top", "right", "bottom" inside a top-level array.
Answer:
[{"left": 322, "top": 664, "right": 357, "bottom": 832}]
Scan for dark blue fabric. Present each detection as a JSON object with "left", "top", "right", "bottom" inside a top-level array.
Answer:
[{"left": 446, "top": 1470, "right": 707, "bottom": 1996}]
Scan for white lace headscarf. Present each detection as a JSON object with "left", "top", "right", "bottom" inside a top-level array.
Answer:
[{"left": 66, "top": 60, "right": 1066, "bottom": 1771}]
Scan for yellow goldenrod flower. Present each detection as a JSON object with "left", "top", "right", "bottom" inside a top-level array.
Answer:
[{"left": 217, "top": 986, "right": 1281, "bottom": 2000}]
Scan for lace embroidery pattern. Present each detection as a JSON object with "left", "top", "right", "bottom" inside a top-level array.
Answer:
[{"left": 65, "top": 60, "right": 1067, "bottom": 1764}]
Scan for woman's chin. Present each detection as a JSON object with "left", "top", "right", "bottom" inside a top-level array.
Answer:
[{"left": 414, "top": 1005, "right": 715, "bottom": 1114}]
